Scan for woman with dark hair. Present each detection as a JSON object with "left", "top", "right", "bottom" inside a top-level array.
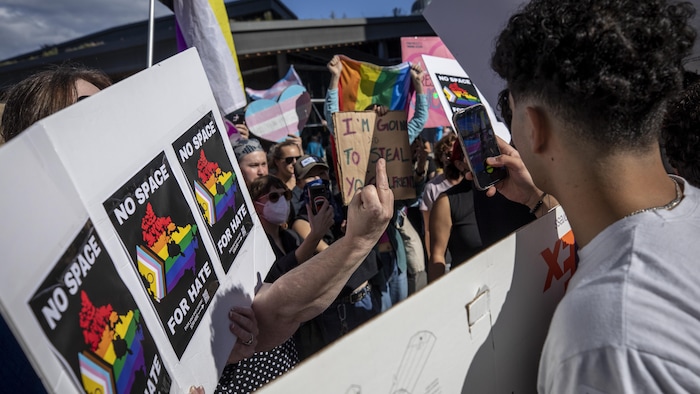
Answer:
[
  {"left": 419, "top": 133, "right": 463, "bottom": 261},
  {"left": 0, "top": 65, "right": 113, "bottom": 393},
  {"left": 1, "top": 65, "right": 112, "bottom": 142},
  {"left": 427, "top": 142, "right": 483, "bottom": 282}
]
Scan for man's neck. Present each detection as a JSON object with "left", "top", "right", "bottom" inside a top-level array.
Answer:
[{"left": 553, "top": 148, "right": 677, "bottom": 248}]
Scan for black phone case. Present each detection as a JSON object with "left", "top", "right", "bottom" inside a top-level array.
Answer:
[{"left": 308, "top": 184, "right": 328, "bottom": 215}]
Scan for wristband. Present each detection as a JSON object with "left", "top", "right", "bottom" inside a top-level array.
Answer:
[{"left": 529, "top": 192, "right": 547, "bottom": 215}]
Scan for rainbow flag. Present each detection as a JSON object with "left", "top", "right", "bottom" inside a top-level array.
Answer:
[{"left": 338, "top": 55, "right": 414, "bottom": 112}]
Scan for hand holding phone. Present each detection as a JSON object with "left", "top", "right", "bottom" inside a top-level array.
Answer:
[
  {"left": 453, "top": 104, "right": 508, "bottom": 190},
  {"left": 308, "top": 183, "right": 330, "bottom": 215}
]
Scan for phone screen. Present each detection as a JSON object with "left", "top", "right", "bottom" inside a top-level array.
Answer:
[{"left": 453, "top": 104, "right": 507, "bottom": 190}]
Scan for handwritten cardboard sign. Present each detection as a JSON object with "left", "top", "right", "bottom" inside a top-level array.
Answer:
[{"left": 333, "top": 111, "right": 416, "bottom": 204}]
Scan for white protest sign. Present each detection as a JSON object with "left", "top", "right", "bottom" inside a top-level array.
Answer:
[
  {"left": 425, "top": 0, "right": 700, "bottom": 108},
  {"left": 422, "top": 54, "right": 511, "bottom": 143},
  {"left": 258, "top": 207, "right": 573, "bottom": 393},
  {"left": 0, "top": 48, "right": 276, "bottom": 393}
]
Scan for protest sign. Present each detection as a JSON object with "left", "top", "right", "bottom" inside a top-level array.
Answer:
[
  {"left": 103, "top": 152, "right": 219, "bottom": 359},
  {"left": 245, "top": 65, "right": 303, "bottom": 101},
  {"left": 172, "top": 111, "right": 253, "bottom": 272},
  {"left": 332, "top": 111, "right": 374, "bottom": 204},
  {"left": 259, "top": 207, "right": 573, "bottom": 393},
  {"left": 29, "top": 221, "right": 172, "bottom": 393},
  {"left": 422, "top": 54, "right": 511, "bottom": 142},
  {"left": 401, "top": 36, "right": 455, "bottom": 128},
  {"left": 0, "top": 49, "right": 276, "bottom": 393},
  {"left": 333, "top": 111, "right": 416, "bottom": 204},
  {"left": 244, "top": 84, "right": 312, "bottom": 142}
]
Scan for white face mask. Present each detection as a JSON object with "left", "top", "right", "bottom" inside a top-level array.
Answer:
[{"left": 258, "top": 198, "right": 289, "bottom": 225}]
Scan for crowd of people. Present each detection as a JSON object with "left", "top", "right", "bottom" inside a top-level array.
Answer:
[{"left": 2, "top": 0, "right": 700, "bottom": 392}]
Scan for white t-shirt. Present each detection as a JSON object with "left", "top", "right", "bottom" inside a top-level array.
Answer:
[
  {"left": 419, "top": 174, "right": 455, "bottom": 212},
  {"left": 538, "top": 177, "right": 700, "bottom": 393}
]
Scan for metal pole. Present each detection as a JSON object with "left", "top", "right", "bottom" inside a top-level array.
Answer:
[{"left": 147, "top": 0, "right": 155, "bottom": 67}]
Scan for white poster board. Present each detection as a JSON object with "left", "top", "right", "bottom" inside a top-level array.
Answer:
[
  {"left": 0, "top": 49, "right": 275, "bottom": 393},
  {"left": 422, "top": 54, "right": 511, "bottom": 143},
  {"left": 425, "top": 0, "right": 700, "bottom": 106},
  {"left": 258, "top": 207, "right": 574, "bottom": 393}
]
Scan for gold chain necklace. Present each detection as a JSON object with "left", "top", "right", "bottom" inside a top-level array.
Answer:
[{"left": 623, "top": 178, "right": 683, "bottom": 219}]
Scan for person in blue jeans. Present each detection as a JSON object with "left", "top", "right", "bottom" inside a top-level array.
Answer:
[
  {"left": 374, "top": 222, "right": 408, "bottom": 311},
  {"left": 324, "top": 55, "right": 428, "bottom": 311}
]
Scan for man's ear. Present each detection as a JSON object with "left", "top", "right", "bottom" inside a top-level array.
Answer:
[{"left": 525, "top": 106, "right": 549, "bottom": 154}]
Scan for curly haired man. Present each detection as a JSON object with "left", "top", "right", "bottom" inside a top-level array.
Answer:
[{"left": 487, "top": 0, "right": 700, "bottom": 391}]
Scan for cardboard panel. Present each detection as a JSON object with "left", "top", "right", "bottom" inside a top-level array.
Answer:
[
  {"left": 258, "top": 207, "right": 573, "bottom": 393},
  {"left": 333, "top": 110, "right": 416, "bottom": 204}
]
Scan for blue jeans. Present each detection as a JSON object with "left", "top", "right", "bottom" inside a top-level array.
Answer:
[{"left": 378, "top": 260, "right": 408, "bottom": 312}]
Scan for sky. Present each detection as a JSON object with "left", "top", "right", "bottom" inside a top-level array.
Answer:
[{"left": 0, "top": 0, "right": 414, "bottom": 62}]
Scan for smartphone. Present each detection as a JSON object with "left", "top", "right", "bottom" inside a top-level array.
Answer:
[
  {"left": 231, "top": 113, "right": 246, "bottom": 125},
  {"left": 225, "top": 111, "right": 246, "bottom": 126},
  {"left": 307, "top": 183, "right": 329, "bottom": 215},
  {"left": 453, "top": 104, "right": 508, "bottom": 190}
]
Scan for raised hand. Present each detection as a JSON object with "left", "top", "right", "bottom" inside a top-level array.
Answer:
[
  {"left": 410, "top": 63, "right": 425, "bottom": 94},
  {"left": 327, "top": 55, "right": 343, "bottom": 78},
  {"left": 345, "top": 159, "right": 394, "bottom": 248}
]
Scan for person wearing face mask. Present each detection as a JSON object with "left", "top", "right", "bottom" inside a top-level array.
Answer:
[{"left": 249, "top": 175, "right": 334, "bottom": 282}]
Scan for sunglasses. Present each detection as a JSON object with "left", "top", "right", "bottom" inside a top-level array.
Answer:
[
  {"left": 282, "top": 156, "right": 301, "bottom": 165},
  {"left": 262, "top": 190, "right": 292, "bottom": 203}
]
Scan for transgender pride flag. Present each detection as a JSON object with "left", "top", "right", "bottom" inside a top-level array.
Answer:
[
  {"left": 338, "top": 55, "right": 414, "bottom": 112},
  {"left": 246, "top": 65, "right": 303, "bottom": 101}
]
